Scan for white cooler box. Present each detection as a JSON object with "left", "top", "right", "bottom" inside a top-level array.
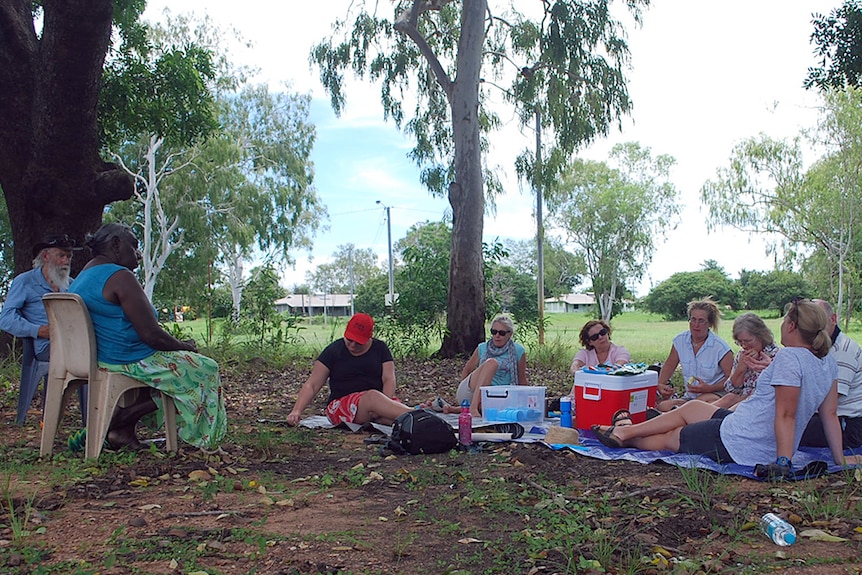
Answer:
[{"left": 480, "top": 385, "right": 546, "bottom": 424}]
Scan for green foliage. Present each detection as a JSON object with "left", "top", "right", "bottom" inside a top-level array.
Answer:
[
  {"left": 353, "top": 274, "right": 389, "bottom": 318},
  {"left": 503, "top": 237, "right": 585, "bottom": 298},
  {"left": 306, "top": 244, "right": 381, "bottom": 295},
  {"left": 701, "top": 88, "right": 862, "bottom": 322},
  {"left": 239, "top": 265, "right": 288, "bottom": 349},
  {"left": 805, "top": 0, "right": 862, "bottom": 91},
  {"left": 99, "top": 13, "right": 220, "bottom": 150},
  {"left": 642, "top": 266, "right": 741, "bottom": 320},
  {"left": 393, "top": 221, "right": 452, "bottom": 325},
  {"left": 551, "top": 142, "right": 680, "bottom": 321},
  {"left": 486, "top": 263, "right": 538, "bottom": 322},
  {"left": 739, "top": 269, "right": 812, "bottom": 313}
]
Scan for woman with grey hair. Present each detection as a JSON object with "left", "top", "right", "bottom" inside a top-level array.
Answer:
[
  {"left": 712, "top": 312, "right": 778, "bottom": 409},
  {"left": 454, "top": 315, "right": 529, "bottom": 417}
]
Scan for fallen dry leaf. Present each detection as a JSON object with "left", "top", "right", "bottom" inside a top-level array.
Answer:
[
  {"left": 799, "top": 529, "right": 848, "bottom": 542},
  {"left": 188, "top": 470, "right": 211, "bottom": 482}
]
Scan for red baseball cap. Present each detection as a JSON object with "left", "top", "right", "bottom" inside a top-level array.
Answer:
[{"left": 344, "top": 313, "right": 374, "bottom": 345}]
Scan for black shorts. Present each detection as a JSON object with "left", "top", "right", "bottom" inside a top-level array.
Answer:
[
  {"left": 678, "top": 408, "right": 735, "bottom": 464},
  {"left": 801, "top": 413, "right": 862, "bottom": 450}
]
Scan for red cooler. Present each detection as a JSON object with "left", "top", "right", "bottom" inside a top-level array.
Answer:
[{"left": 573, "top": 371, "right": 658, "bottom": 429}]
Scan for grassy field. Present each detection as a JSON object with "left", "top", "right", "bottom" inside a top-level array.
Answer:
[{"left": 168, "top": 308, "right": 833, "bottom": 366}]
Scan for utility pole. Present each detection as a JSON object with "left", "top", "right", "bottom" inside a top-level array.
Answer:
[
  {"left": 348, "top": 244, "right": 355, "bottom": 316},
  {"left": 376, "top": 200, "right": 395, "bottom": 310}
]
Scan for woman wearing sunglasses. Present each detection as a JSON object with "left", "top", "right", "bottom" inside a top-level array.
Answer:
[
  {"left": 454, "top": 315, "right": 528, "bottom": 417},
  {"left": 592, "top": 298, "right": 861, "bottom": 475},
  {"left": 655, "top": 297, "right": 733, "bottom": 412},
  {"left": 570, "top": 320, "right": 631, "bottom": 374}
]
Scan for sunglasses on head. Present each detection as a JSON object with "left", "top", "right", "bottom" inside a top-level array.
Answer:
[
  {"left": 588, "top": 327, "right": 609, "bottom": 341},
  {"left": 490, "top": 329, "right": 510, "bottom": 336},
  {"left": 784, "top": 296, "right": 808, "bottom": 321}
]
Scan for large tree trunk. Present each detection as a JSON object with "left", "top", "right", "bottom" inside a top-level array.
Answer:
[
  {"left": 438, "top": 0, "right": 487, "bottom": 358},
  {"left": 0, "top": 0, "right": 133, "bottom": 280}
]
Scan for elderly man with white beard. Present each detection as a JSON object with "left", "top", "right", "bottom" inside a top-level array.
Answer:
[
  {"left": 1, "top": 234, "right": 83, "bottom": 424},
  {"left": 1, "top": 234, "right": 81, "bottom": 359}
]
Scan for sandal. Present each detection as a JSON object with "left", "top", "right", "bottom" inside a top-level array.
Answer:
[
  {"left": 611, "top": 409, "right": 633, "bottom": 426},
  {"left": 429, "top": 396, "right": 451, "bottom": 413},
  {"left": 591, "top": 425, "right": 623, "bottom": 449}
]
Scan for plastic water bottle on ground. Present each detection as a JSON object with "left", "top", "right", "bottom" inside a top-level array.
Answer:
[
  {"left": 560, "top": 396, "right": 573, "bottom": 428},
  {"left": 458, "top": 400, "right": 472, "bottom": 447},
  {"left": 760, "top": 513, "right": 796, "bottom": 546}
]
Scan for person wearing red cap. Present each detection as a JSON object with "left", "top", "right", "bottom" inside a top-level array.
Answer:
[{"left": 286, "top": 312, "right": 412, "bottom": 427}]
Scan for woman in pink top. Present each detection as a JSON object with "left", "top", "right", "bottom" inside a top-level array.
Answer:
[{"left": 570, "top": 320, "right": 631, "bottom": 373}]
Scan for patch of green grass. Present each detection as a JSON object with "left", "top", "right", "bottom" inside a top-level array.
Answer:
[
  {"left": 675, "top": 465, "right": 729, "bottom": 511},
  {"left": 1, "top": 473, "right": 40, "bottom": 541},
  {"left": 106, "top": 524, "right": 279, "bottom": 574},
  {"left": 789, "top": 468, "right": 862, "bottom": 521}
]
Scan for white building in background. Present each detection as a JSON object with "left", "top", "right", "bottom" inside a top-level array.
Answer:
[
  {"left": 545, "top": 293, "right": 635, "bottom": 313},
  {"left": 274, "top": 294, "right": 353, "bottom": 317},
  {"left": 544, "top": 293, "right": 596, "bottom": 314}
]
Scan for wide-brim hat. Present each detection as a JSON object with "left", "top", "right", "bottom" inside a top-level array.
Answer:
[{"left": 32, "top": 234, "right": 83, "bottom": 258}]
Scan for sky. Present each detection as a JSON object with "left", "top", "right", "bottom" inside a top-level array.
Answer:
[{"left": 143, "top": 0, "right": 836, "bottom": 296}]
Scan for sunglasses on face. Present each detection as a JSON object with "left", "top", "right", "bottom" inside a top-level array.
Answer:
[
  {"left": 588, "top": 327, "right": 609, "bottom": 341},
  {"left": 490, "top": 329, "right": 510, "bottom": 336}
]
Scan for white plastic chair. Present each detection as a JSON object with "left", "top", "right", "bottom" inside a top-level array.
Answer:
[{"left": 40, "top": 293, "right": 178, "bottom": 459}]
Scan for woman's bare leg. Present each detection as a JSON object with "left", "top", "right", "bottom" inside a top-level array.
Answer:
[
  {"left": 597, "top": 400, "right": 720, "bottom": 447},
  {"left": 467, "top": 360, "right": 499, "bottom": 417},
  {"left": 711, "top": 393, "right": 742, "bottom": 409},
  {"left": 355, "top": 390, "right": 413, "bottom": 425},
  {"left": 108, "top": 395, "right": 157, "bottom": 449}
]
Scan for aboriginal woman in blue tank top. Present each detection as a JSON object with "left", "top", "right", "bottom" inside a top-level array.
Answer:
[{"left": 70, "top": 223, "right": 227, "bottom": 450}]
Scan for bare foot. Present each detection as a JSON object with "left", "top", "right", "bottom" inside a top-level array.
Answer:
[{"left": 107, "top": 428, "right": 145, "bottom": 451}]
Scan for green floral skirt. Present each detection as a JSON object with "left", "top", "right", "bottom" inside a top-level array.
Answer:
[{"left": 101, "top": 351, "right": 227, "bottom": 449}]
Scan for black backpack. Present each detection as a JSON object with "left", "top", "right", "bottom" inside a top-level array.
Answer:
[{"left": 385, "top": 410, "right": 458, "bottom": 455}]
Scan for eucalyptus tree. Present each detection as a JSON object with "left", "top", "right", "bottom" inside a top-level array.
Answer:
[
  {"left": 701, "top": 88, "right": 862, "bottom": 322},
  {"left": 551, "top": 142, "right": 679, "bottom": 321},
  {"left": 311, "top": 0, "right": 647, "bottom": 357},
  {"left": 306, "top": 245, "right": 381, "bottom": 294},
  {"left": 164, "top": 84, "right": 324, "bottom": 321},
  {"left": 104, "top": 11, "right": 240, "bottom": 302}
]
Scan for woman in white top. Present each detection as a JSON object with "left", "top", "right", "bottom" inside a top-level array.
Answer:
[{"left": 655, "top": 297, "right": 733, "bottom": 411}]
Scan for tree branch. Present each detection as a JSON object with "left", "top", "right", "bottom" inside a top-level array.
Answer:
[{"left": 394, "top": 1, "right": 453, "bottom": 101}]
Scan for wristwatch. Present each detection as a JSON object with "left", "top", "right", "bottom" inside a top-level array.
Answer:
[{"left": 775, "top": 456, "right": 792, "bottom": 468}]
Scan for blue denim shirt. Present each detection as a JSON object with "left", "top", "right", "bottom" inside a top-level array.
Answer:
[{"left": 0, "top": 267, "right": 63, "bottom": 358}]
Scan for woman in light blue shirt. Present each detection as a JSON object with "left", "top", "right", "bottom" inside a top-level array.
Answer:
[{"left": 655, "top": 297, "right": 733, "bottom": 411}]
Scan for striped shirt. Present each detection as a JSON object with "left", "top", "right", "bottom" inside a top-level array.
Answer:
[{"left": 832, "top": 331, "right": 862, "bottom": 418}]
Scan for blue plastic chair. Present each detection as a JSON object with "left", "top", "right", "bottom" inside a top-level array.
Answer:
[{"left": 15, "top": 338, "right": 49, "bottom": 426}]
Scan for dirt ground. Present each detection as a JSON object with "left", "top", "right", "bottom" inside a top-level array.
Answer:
[{"left": 1, "top": 356, "right": 861, "bottom": 575}]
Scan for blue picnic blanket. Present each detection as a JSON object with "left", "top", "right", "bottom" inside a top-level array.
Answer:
[{"left": 545, "top": 428, "right": 862, "bottom": 480}]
